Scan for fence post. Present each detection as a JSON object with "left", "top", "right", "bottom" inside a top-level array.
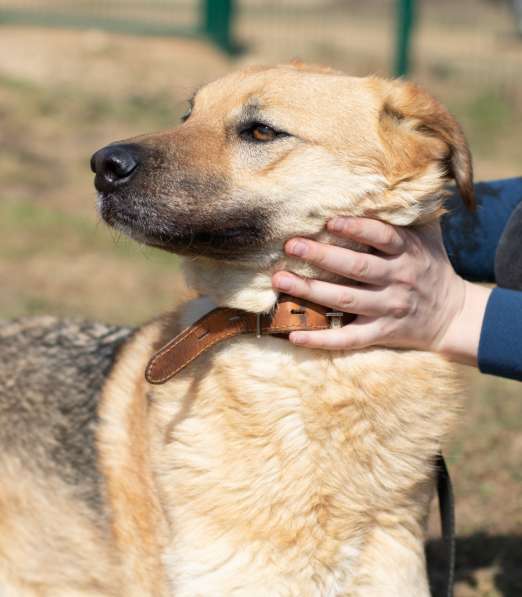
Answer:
[
  {"left": 394, "top": 0, "right": 416, "bottom": 77},
  {"left": 202, "top": 0, "right": 236, "bottom": 54}
]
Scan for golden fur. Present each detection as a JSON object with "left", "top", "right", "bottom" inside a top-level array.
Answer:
[{"left": 0, "top": 63, "right": 472, "bottom": 595}]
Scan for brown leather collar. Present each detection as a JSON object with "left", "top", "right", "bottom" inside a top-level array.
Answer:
[{"left": 145, "top": 295, "right": 354, "bottom": 384}]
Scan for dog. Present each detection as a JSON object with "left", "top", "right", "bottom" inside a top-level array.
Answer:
[{"left": 0, "top": 62, "right": 473, "bottom": 596}]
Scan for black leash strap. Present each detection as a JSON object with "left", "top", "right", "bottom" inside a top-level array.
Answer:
[{"left": 436, "top": 454, "right": 456, "bottom": 597}]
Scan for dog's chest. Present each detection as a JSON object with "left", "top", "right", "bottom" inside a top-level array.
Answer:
[{"left": 148, "top": 337, "right": 457, "bottom": 595}]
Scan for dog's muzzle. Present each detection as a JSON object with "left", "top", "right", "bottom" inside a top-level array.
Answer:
[{"left": 91, "top": 143, "right": 141, "bottom": 193}]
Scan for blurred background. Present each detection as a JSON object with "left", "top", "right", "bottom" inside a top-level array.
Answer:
[{"left": 0, "top": 1, "right": 521, "bottom": 595}]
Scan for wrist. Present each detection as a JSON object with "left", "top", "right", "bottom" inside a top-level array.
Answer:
[{"left": 436, "top": 281, "right": 492, "bottom": 366}]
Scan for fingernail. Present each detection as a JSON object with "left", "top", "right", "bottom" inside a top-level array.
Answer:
[
  {"left": 290, "top": 332, "right": 306, "bottom": 345},
  {"left": 273, "top": 273, "right": 293, "bottom": 291},
  {"left": 329, "top": 217, "right": 352, "bottom": 232},
  {"left": 329, "top": 218, "right": 345, "bottom": 232},
  {"left": 286, "top": 239, "right": 308, "bottom": 257}
]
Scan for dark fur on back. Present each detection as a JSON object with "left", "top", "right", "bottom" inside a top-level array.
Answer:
[{"left": 0, "top": 317, "right": 132, "bottom": 511}]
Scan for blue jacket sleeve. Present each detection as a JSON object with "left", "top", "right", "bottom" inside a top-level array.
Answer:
[
  {"left": 442, "top": 178, "right": 522, "bottom": 381},
  {"left": 478, "top": 288, "right": 522, "bottom": 381},
  {"left": 442, "top": 177, "right": 522, "bottom": 282}
]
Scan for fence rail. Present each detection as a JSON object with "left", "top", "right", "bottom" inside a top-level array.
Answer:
[{"left": 0, "top": 0, "right": 237, "bottom": 53}]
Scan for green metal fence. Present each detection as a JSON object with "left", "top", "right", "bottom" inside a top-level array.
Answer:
[
  {"left": 395, "top": 0, "right": 416, "bottom": 76},
  {"left": 0, "top": 0, "right": 237, "bottom": 54},
  {"left": 0, "top": 1, "right": 417, "bottom": 73},
  {"left": 1, "top": 0, "right": 521, "bottom": 86}
]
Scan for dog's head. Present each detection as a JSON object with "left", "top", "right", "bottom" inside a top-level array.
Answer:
[{"left": 92, "top": 63, "right": 473, "bottom": 309}]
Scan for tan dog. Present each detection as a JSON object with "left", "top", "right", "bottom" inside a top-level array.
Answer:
[{"left": 0, "top": 63, "right": 472, "bottom": 596}]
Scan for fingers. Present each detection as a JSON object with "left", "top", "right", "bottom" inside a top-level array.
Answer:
[
  {"left": 328, "top": 217, "right": 406, "bottom": 255},
  {"left": 284, "top": 239, "right": 394, "bottom": 285},
  {"left": 289, "top": 318, "right": 382, "bottom": 350},
  {"left": 272, "top": 272, "right": 399, "bottom": 317}
]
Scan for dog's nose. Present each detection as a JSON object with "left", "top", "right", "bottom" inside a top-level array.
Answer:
[{"left": 91, "top": 144, "right": 140, "bottom": 193}]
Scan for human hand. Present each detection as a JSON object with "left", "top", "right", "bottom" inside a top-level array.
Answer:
[{"left": 272, "top": 217, "right": 491, "bottom": 365}]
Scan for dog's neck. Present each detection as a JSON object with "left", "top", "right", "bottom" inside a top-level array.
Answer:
[
  {"left": 184, "top": 260, "right": 278, "bottom": 313},
  {"left": 183, "top": 231, "right": 367, "bottom": 313}
]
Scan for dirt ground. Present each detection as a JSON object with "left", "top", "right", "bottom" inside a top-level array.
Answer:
[{"left": 1, "top": 1, "right": 521, "bottom": 595}]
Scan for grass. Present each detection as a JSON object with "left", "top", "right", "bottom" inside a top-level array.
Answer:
[
  {"left": 0, "top": 197, "right": 183, "bottom": 323},
  {"left": 452, "top": 89, "right": 518, "bottom": 159},
  {"left": 0, "top": 71, "right": 183, "bottom": 126},
  {"left": 0, "top": 197, "right": 174, "bottom": 262}
]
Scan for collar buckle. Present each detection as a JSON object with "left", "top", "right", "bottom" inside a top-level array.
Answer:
[{"left": 326, "top": 311, "right": 344, "bottom": 329}]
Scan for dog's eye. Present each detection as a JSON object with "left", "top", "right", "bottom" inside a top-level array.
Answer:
[
  {"left": 181, "top": 105, "right": 192, "bottom": 123},
  {"left": 251, "top": 124, "right": 276, "bottom": 142},
  {"left": 242, "top": 123, "right": 280, "bottom": 143}
]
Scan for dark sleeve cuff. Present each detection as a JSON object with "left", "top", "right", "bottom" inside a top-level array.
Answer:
[{"left": 478, "top": 288, "right": 522, "bottom": 381}]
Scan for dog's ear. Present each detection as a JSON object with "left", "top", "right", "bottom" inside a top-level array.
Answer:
[{"left": 379, "top": 80, "right": 474, "bottom": 215}]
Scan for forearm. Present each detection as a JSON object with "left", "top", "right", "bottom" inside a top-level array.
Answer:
[
  {"left": 440, "top": 177, "right": 522, "bottom": 378},
  {"left": 436, "top": 282, "right": 492, "bottom": 367},
  {"left": 415, "top": 279, "right": 522, "bottom": 382}
]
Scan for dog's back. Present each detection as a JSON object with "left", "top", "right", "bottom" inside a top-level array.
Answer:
[{"left": 0, "top": 317, "right": 131, "bottom": 595}]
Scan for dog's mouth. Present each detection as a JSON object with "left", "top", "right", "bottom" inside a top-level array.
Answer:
[{"left": 98, "top": 190, "right": 272, "bottom": 261}]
